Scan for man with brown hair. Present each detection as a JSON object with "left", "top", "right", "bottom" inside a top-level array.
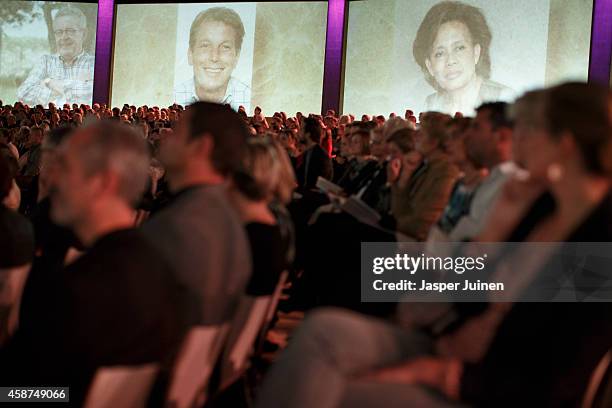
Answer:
[
  {"left": 142, "top": 102, "right": 251, "bottom": 325},
  {"left": 173, "top": 7, "right": 251, "bottom": 111}
]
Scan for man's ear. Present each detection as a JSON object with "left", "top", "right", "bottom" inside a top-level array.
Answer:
[
  {"left": 558, "top": 131, "right": 578, "bottom": 159},
  {"left": 495, "top": 127, "right": 514, "bottom": 158},
  {"left": 189, "top": 133, "right": 215, "bottom": 159},
  {"left": 90, "top": 170, "right": 117, "bottom": 200},
  {"left": 188, "top": 48, "right": 193, "bottom": 66}
]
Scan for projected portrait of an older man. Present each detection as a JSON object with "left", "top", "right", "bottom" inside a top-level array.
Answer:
[{"left": 16, "top": 6, "right": 94, "bottom": 106}]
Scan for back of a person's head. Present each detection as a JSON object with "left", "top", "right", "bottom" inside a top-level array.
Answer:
[
  {"left": 387, "top": 127, "right": 416, "bottom": 154},
  {"left": 420, "top": 111, "right": 453, "bottom": 147},
  {"left": 544, "top": 82, "right": 612, "bottom": 176},
  {"left": 233, "top": 137, "right": 287, "bottom": 203},
  {"left": 448, "top": 117, "right": 472, "bottom": 133},
  {"left": 269, "top": 141, "right": 296, "bottom": 204},
  {"left": 73, "top": 121, "right": 150, "bottom": 206},
  {"left": 476, "top": 101, "right": 512, "bottom": 130},
  {"left": 350, "top": 128, "right": 372, "bottom": 156},
  {"left": 443, "top": 116, "right": 474, "bottom": 159},
  {"left": 43, "top": 126, "right": 74, "bottom": 151},
  {"left": 346, "top": 121, "right": 375, "bottom": 135},
  {"left": 363, "top": 120, "right": 378, "bottom": 131},
  {"left": 383, "top": 117, "right": 415, "bottom": 140},
  {"left": 339, "top": 115, "right": 352, "bottom": 125},
  {"left": 187, "top": 102, "right": 250, "bottom": 176},
  {"left": 303, "top": 117, "right": 322, "bottom": 144},
  {"left": 452, "top": 118, "right": 490, "bottom": 170},
  {"left": 238, "top": 109, "right": 248, "bottom": 120}
]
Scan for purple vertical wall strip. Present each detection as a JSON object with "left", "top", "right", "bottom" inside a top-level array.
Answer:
[
  {"left": 92, "top": 0, "right": 115, "bottom": 105},
  {"left": 321, "top": 0, "right": 347, "bottom": 114},
  {"left": 588, "top": 0, "right": 612, "bottom": 84}
]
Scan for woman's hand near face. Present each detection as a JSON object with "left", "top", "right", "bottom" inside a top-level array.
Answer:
[{"left": 398, "top": 151, "right": 423, "bottom": 188}]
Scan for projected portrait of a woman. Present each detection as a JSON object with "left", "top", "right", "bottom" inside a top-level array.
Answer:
[{"left": 413, "top": 1, "right": 514, "bottom": 115}]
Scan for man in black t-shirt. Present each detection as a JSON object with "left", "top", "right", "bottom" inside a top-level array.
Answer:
[{"left": 1, "top": 121, "right": 195, "bottom": 405}]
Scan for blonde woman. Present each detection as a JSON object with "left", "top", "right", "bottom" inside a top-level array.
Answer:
[{"left": 228, "top": 137, "right": 296, "bottom": 296}]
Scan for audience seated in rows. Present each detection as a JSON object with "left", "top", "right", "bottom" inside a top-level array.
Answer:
[
  {"left": 255, "top": 82, "right": 612, "bottom": 408},
  {"left": 0, "top": 82, "right": 611, "bottom": 407}
]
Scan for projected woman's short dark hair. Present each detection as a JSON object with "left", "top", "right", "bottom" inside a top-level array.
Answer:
[{"left": 413, "top": 1, "right": 492, "bottom": 89}]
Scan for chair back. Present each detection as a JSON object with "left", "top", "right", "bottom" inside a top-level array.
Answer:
[
  {"left": 219, "top": 295, "right": 271, "bottom": 389},
  {"left": 582, "top": 350, "right": 612, "bottom": 408},
  {"left": 265, "top": 271, "right": 289, "bottom": 325},
  {"left": 256, "top": 271, "right": 289, "bottom": 352},
  {"left": 166, "top": 324, "right": 230, "bottom": 408},
  {"left": 84, "top": 363, "right": 159, "bottom": 408}
]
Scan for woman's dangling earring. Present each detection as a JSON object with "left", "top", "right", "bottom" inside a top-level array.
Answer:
[{"left": 546, "top": 163, "right": 563, "bottom": 183}]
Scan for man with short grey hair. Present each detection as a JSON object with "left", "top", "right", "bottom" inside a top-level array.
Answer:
[
  {"left": 17, "top": 6, "right": 94, "bottom": 106},
  {"left": 0, "top": 121, "right": 193, "bottom": 405}
]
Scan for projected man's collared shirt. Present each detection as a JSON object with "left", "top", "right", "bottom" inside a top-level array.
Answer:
[
  {"left": 173, "top": 77, "right": 251, "bottom": 112},
  {"left": 16, "top": 52, "right": 94, "bottom": 106}
]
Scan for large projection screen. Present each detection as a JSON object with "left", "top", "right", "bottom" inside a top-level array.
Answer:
[
  {"left": 0, "top": 1, "right": 98, "bottom": 106},
  {"left": 112, "top": 2, "right": 328, "bottom": 114},
  {"left": 343, "top": 0, "right": 594, "bottom": 116}
]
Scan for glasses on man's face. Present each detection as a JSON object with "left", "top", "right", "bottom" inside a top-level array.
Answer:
[{"left": 54, "top": 28, "right": 81, "bottom": 37}]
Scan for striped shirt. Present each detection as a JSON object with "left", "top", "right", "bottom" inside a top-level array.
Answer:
[
  {"left": 173, "top": 77, "right": 251, "bottom": 112},
  {"left": 16, "top": 52, "right": 94, "bottom": 106}
]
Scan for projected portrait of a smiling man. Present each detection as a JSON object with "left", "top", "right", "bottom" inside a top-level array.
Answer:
[{"left": 173, "top": 7, "right": 251, "bottom": 111}]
